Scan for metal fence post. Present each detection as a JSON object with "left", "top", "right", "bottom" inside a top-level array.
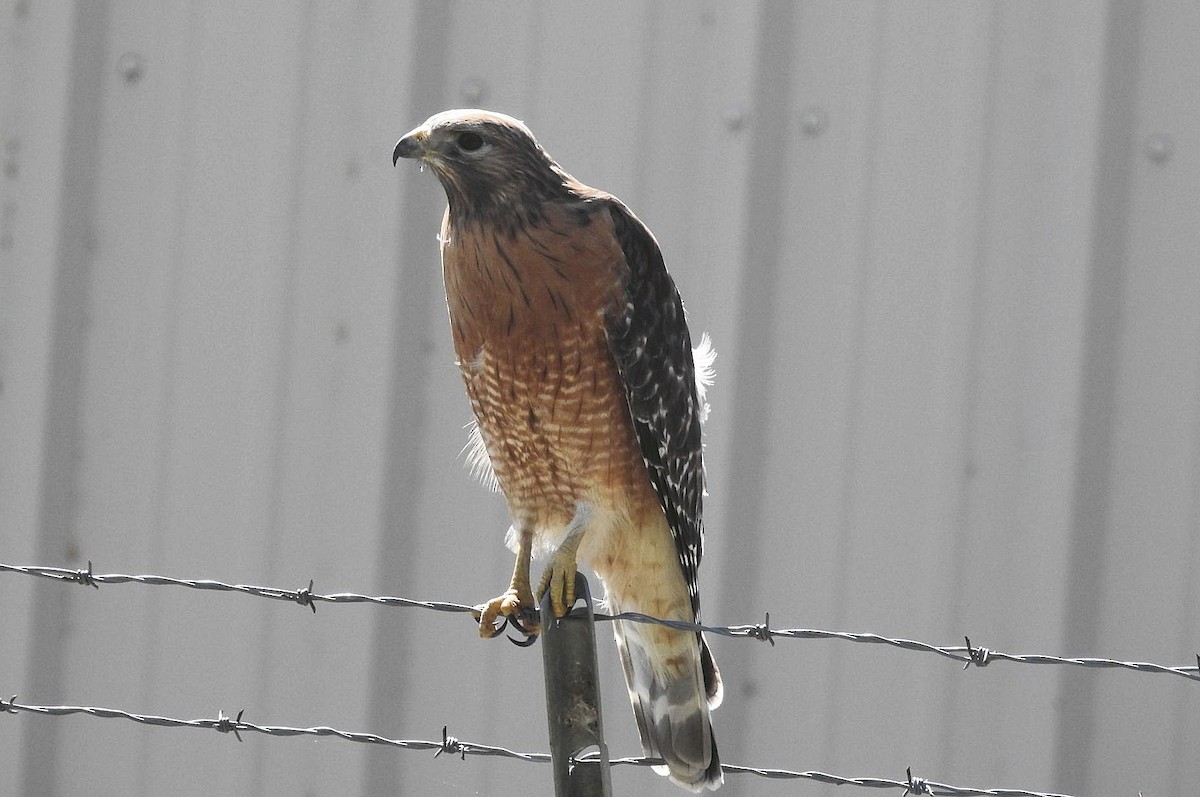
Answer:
[{"left": 540, "top": 572, "right": 613, "bottom": 797}]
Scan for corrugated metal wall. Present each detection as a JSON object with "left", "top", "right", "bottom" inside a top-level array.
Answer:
[{"left": 2, "top": 2, "right": 1197, "bottom": 795}]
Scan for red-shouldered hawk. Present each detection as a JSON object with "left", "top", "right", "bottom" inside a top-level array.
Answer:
[{"left": 394, "top": 109, "right": 722, "bottom": 791}]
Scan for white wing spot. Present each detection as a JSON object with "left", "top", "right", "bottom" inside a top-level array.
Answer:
[{"left": 693, "top": 332, "right": 716, "bottom": 423}]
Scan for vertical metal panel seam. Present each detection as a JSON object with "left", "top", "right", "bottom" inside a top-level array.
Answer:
[
  {"left": 524, "top": 3, "right": 546, "bottom": 127},
  {"left": 137, "top": 6, "right": 202, "bottom": 795},
  {"left": 817, "top": 1, "right": 885, "bottom": 774},
  {"left": 630, "top": 0, "right": 659, "bottom": 208},
  {"left": 1053, "top": 0, "right": 1143, "bottom": 791},
  {"left": 250, "top": 2, "right": 317, "bottom": 794},
  {"left": 721, "top": 0, "right": 796, "bottom": 607},
  {"left": 935, "top": 0, "right": 1003, "bottom": 772},
  {"left": 22, "top": 2, "right": 111, "bottom": 795},
  {"left": 364, "top": 2, "right": 453, "bottom": 794},
  {"left": 716, "top": 2, "right": 795, "bottom": 785},
  {"left": 1174, "top": 382, "right": 1200, "bottom": 791}
]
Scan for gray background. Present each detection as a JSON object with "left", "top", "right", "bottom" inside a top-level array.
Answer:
[{"left": 2, "top": 2, "right": 1198, "bottom": 795}]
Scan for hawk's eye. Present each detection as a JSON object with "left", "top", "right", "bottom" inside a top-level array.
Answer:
[{"left": 457, "top": 131, "right": 485, "bottom": 152}]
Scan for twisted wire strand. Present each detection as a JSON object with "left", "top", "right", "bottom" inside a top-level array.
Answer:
[
  {"left": 3, "top": 561, "right": 1198, "bottom": 684},
  {"left": 0, "top": 562, "right": 477, "bottom": 616},
  {"left": 0, "top": 696, "right": 546, "bottom": 760},
  {"left": 0, "top": 697, "right": 1074, "bottom": 797}
]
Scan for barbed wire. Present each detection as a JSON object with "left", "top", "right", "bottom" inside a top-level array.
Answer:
[
  {"left": 0, "top": 696, "right": 1075, "bottom": 796},
  {"left": 4, "top": 561, "right": 1197, "bottom": 685}
]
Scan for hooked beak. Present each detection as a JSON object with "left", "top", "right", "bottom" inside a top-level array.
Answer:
[{"left": 392, "top": 129, "right": 428, "bottom": 166}]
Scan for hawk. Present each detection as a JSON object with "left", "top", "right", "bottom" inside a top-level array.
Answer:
[{"left": 394, "top": 109, "right": 722, "bottom": 791}]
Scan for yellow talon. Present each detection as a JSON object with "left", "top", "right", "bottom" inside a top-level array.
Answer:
[
  {"left": 537, "top": 547, "right": 579, "bottom": 618},
  {"left": 477, "top": 528, "right": 539, "bottom": 639},
  {"left": 479, "top": 520, "right": 585, "bottom": 634},
  {"left": 476, "top": 583, "right": 537, "bottom": 638}
]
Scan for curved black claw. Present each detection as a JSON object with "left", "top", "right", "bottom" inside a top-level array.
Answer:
[
  {"left": 506, "top": 608, "right": 542, "bottom": 647},
  {"left": 508, "top": 632, "right": 538, "bottom": 648},
  {"left": 473, "top": 608, "right": 508, "bottom": 639}
]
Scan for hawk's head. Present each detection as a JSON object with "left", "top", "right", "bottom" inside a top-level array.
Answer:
[{"left": 394, "top": 109, "right": 578, "bottom": 224}]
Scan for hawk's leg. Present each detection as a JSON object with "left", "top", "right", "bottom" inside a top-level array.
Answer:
[
  {"left": 476, "top": 527, "right": 538, "bottom": 639},
  {"left": 537, "top": 502, "right": 593, "bottom": 619}
]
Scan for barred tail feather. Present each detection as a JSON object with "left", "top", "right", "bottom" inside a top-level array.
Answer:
[{"left": 611, "top": 602, "right": 722, "bottom": 791}]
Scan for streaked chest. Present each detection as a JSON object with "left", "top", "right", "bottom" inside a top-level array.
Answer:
[{"left": 439, "top": 206, "right": 648, "bottom": 514}]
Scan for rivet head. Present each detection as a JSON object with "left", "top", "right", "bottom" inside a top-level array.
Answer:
[
  {"left": 460, "top": 78, "right": 488, "bottom": 105},
  {"left": 800, "top": 106, "right": 828, "bottom": 138},
  {"left": 117, "top": 52, "right": 145, "bottom": 84},
  {"left": 1144, "top": 133, "right": 1173, "bottom": 164},
  {"left": 721, "top": 107, "right": 747, "bottom": 132}
]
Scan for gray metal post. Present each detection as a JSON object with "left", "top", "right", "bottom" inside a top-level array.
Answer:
[{"left": 540, "top": 572, "right": 613, "bottom": 797}]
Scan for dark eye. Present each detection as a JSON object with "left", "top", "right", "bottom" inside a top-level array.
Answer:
[{"left": 457, "top": 131, "right": 484, "bottom": 152}]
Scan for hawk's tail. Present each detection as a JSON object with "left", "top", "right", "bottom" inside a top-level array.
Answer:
[{"left": 610, "top": 598, "right": 723, "bottom": 791}]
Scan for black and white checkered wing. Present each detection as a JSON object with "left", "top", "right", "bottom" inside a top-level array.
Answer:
[{"left": 604, "top": 201, "right": 706, "bottom": 620}]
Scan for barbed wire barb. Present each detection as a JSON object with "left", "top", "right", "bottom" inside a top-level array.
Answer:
[
  {"left": 3, "top": 561, "right": 1198, "bottom": 685},
  {"left": 215, "top": 709, "right": 245, "bottom": 742},
  {"left": 294, "top": 580, "right": 317, "bottom": 613},
  {"left": 436, "top": 725, "right": 466, "bottom": 760},
  {"left": 905, "top": 766, "right": 933, "bottom": 795},
  {"left": 73, "top": 560, "right": 99, "bottom": 589},
  {"left": 963, "top": 636, "right": 991, "bottom": 670},
  {"left": 750, "top": 611, "right": 774, "bottom": 645}
]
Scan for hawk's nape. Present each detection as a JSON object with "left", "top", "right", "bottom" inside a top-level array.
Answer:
[{"left": 394, "top": 108, "right": 722, "bottom": 791}]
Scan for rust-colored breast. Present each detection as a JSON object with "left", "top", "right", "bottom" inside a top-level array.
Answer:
[{"left": 440, "top": 204, "right": 656, "bottom": 531}]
